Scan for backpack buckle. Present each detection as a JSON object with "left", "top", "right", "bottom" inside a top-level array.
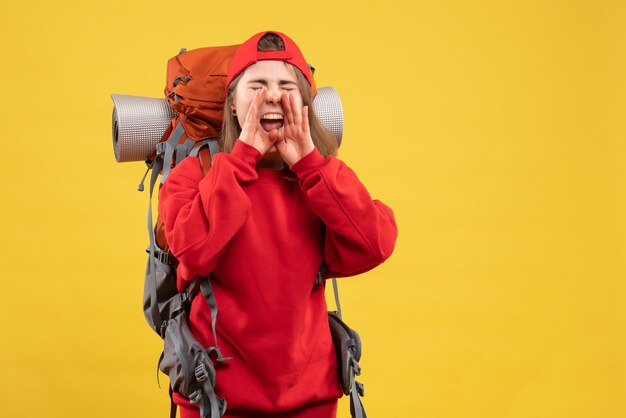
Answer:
[
  {"left": 315, "top": 263, "right": 327, "bottom": 285},
  {"left": 170, "top": 293, "right": 188, "bottom": 319},
  {"left": 180, "top": 291, "right": 190, "bottom": 306},
  {"left": 151, "top": 247, "right": 176, "bottom": 265},
  {"left": 159, "top": 321, "right": 168, "bottom": 339},
  {"left": 355, "top": 381, "right": 365, "bottom": 397},
  {"left": 351, "top": 356, "right": 362, "bottom": 375},
  {"left": 156, "top": 141, "right": 167, "bottom": 156},
  {"left": 188, "top": 389, "right": 203, "bottom": 404},
  {"left": 195, "top": 363, "right": 209, "bottom": 383}
]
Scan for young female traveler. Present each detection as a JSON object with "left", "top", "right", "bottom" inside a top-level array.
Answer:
[{"left": 159, "top": 31, "right": 398, "bottom": 418}]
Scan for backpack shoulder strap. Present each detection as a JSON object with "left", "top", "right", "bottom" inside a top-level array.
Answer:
[
  {"left": 144, "top": 134, "right": 220, "bottom": 333},
  {"left": 190, "top": 138, "right": 219, "bottom": 175}
]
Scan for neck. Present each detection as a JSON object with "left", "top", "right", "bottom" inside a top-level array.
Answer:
[{"left": 258, "top": 149, "right": 287, "bottom": 170}]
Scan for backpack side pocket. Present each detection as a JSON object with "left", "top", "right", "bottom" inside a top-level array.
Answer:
[{"left": 160, "top": 312, "right": 226, "bottom": 417}]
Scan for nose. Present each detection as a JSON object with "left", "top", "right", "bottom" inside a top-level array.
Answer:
[{"left": 265, "top": 84, "right": 281, "bottom": 105}]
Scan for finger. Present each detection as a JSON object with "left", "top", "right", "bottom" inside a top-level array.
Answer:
[
  {"left": 243, "top": 88, "right": 268, "bottom": 142},
  {"left": 302, "top": 106, "right": 310, "bottom": 134},
  {"left": 241, "top": 90, "right": 259, "bottom": 138},
  {"left": 248, "top": 87, "right": 265, "bottom": 123},
  {"left": 282, "top": 92, "right": 293, "bottom": 125},
  {"left": 291, "top": 94, "right": 303, "bottom": 127},
  {"left": 268, "top": 128, "right": 281, "bottom": 144},
  {"left": 274, "top": 130, "right": 290, "bottom": 159}
]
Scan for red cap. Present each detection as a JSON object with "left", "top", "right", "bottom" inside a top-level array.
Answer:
[{"left": 225, "top": 31, "right": 316, "bottom": 96}]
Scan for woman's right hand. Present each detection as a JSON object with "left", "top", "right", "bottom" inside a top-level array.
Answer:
[{"left": 238, "top": 87, "right": 277, "bottom": 155}]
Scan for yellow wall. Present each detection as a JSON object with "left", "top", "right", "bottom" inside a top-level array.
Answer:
[{"left": 1, "top": 1, "right": 624, "bottom": 417}]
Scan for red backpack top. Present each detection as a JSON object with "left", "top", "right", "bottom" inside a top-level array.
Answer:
[{"left": 164, "top": 45, "right": 239, "bottom": 141}]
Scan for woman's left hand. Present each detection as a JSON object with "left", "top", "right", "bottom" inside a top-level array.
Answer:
[{"left": 271, "top": 93, "right": 315, "bottom": 166}]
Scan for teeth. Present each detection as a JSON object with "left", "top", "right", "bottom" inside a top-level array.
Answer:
[{"left": 261, "top": 113, "right": 283, "bottom": 120}]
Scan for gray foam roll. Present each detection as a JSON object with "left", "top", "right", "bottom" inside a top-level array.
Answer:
[
  {"left": 313, "top": 86, "right": 343, "bottom": 146},
  {"left": 111, "top": 94, "right": 175, "bottom": 162},
  {"left": 112, "top": 86, "right": 343, "bottom": 163}
]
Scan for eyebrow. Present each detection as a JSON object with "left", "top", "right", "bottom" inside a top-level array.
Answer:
[{"left": 247, "top": 79, "right": 298, "bottom": 86}]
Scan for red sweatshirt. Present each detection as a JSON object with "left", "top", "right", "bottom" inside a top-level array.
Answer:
[{"left": 159, "top": 140, "right": 397, "bottom": 415}]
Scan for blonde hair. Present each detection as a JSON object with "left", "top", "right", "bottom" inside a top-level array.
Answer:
[{"left": 219, "top": 33, "right": 338, "bottom": 158}]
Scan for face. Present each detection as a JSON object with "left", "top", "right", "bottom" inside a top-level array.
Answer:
[{"left": 231, "top": 60, "right": 304, "bottom": 153}]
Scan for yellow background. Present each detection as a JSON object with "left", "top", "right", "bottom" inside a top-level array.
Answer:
[{"left": 1, "top": 0, "right": 624, "bottom": 417}]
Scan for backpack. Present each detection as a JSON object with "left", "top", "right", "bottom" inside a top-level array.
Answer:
[
  {"left": 111, "top": 44, "right": 366, "bottom": 418},
  {"left": 144, "top": 44, "right": 238, "bottom": 418}
]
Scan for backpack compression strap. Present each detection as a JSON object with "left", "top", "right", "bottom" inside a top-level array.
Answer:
[
  {"left": 332, "top": 277, "right": 343, "bottom": 320},
  {"left": 147, "top": 153, "right": 165, "bottom": 331}
]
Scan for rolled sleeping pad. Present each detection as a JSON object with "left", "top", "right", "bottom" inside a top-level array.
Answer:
[{"left": 111, "top": 86, "right": 344, "bottom": 163}]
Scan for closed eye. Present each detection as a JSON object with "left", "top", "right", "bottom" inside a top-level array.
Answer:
[
  {"left": 248, "top": 80, "right": 267, "bottom": 90},
  {"left": 280, "top": 81, "right": 297, "bottom": 90}
]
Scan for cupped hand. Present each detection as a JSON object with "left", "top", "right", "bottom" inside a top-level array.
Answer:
[
  {"left": 273, "top": 93, "right": 315, "bottom": 166},
  {"left": 238, "top": 87, "right": 278, "bottom": 156}
]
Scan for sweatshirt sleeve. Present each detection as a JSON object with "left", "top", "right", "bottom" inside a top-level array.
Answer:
[
  {"left": 290, "top": 148, "right": 398, "bottom": 277},
  {"left": 158, "top": 140, "right": 262, "bottom": 290}
]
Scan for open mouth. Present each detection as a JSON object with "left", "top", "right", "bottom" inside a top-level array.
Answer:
[{"left": 260, "top": 113, "right": 284, "bottom": 132}]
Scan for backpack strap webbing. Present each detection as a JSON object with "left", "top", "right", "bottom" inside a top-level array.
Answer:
[
  {"left": 350, "top": 379, "right": 367, "bottom": 418},
  {"left": 176, "top": 138, "right": 196, "bottom": 165},
  {"left": 147, "top": 154, "right": 165, "bottom": 332},
  {"left": 200, "top": 279, "right": 232, "bottom": 362},
  {"left": 189, "top": 139, "right": 220, "bottom": 158},
  {"left": 159, "top": 122, "right": 185, "bottom": 184},
  {"left": 332, "top": 277, "right": 342, "bottom": 320},
  {"left": 192, "top": 375, "right": 226, "bottom": 418},
  {"left": 169, "top": 386, "right": 176, "bottom": 418}
]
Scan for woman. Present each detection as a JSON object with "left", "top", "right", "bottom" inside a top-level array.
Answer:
[{"left": 159, "top": 30, "right": 397, "bottom": 418}]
